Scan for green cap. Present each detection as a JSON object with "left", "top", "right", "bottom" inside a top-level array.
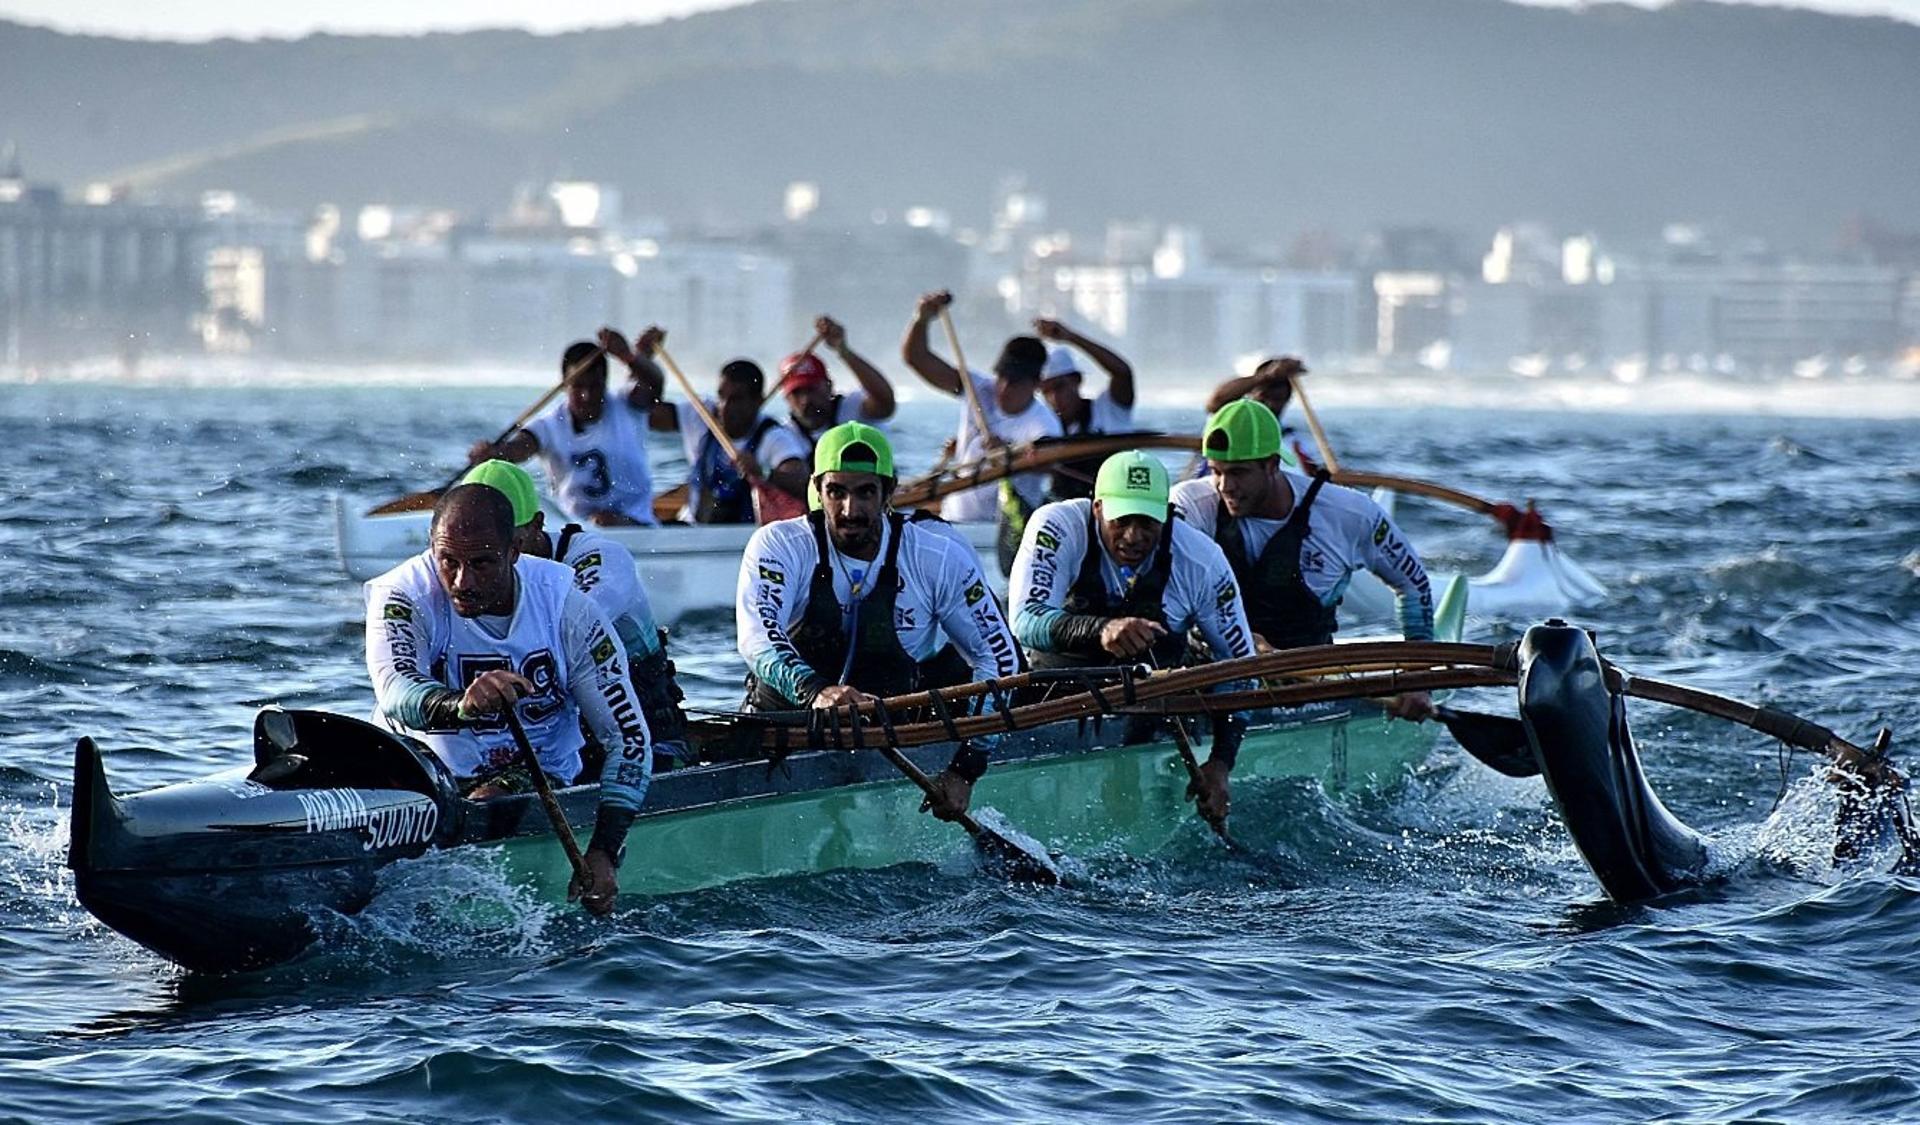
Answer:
[
  {"left": 461, "top": 459, "right": 540, "bottom": 527},
  {"left": 813, "top": 422, "right": 895, "bottom": 479},
  {"left": 1094, "top": 450, "right": 1170, "bottom": 523},
  {"left": 1202, "top": 398, "right": 1282, "bottom": 462}
]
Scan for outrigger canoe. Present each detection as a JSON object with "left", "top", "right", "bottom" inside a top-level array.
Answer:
[{"left": 69, "top": 698, "right": 1437, "bottom": 974}]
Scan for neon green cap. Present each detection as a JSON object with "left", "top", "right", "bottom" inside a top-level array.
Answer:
[
  {"left": 1202, "top": 399, "right": 1282, "bottom": 462},
  {"left": 813, "top": 422, "right": 895, "bottom": 479},
  {"left": 1094, "top": 450, "right": 1169, "bottom": 523},
  {"left": 461, "top": 459, "right": 540, "bottom": 526}
]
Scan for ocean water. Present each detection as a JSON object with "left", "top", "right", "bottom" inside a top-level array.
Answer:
[{"left": 3, "top": 373, "right": 1918, "bottom": 1122}]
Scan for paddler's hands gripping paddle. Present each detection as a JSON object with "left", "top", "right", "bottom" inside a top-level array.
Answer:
[
  {"left": 501, "top": 707, "right": 608, "bottom": 913},
  {"left": 653, "top": 342, "right": 806, "bottom": 525},
  {"left": 369, "top": 344, "right": 608, "bottom": 516},
  {"left": 865, "top": 738, "right": 1061, "bottom": 885},
  {"left": 1167, "top": 717, "right": 1244, "bottom": 851}
]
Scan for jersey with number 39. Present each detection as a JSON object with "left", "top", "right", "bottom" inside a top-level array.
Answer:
[
  {"left": 365, "top": 551, "right": 663, "bottom": 805},
  {"left": 524, "top": 399, "right": 658, "bottom": 526}
]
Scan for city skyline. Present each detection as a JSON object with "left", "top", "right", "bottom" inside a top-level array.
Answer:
[{"left": 3, "top": 0, "right": 1918, "bottom": 40}]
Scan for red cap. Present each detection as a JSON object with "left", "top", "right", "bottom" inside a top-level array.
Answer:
[{"left": 778, "top": 352, "right": 829, "bottom": 392}]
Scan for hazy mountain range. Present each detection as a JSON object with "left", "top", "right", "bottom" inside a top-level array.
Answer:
[{"left": 3, "top": 0, "right": 1917, "bottom": 248}]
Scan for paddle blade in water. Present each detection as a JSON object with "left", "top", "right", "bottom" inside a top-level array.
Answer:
[
  {"left": 1434, "top": 705, "right": 1539, "bottom": 778},
  {"left": 969, "top": 808, "right": 1063, "bottom": 885}
]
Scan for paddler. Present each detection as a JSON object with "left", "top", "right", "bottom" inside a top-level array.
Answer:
[
  {"left": 1033, "top": 316, "right": 1136, "bottom": 501},
  {"left": 461, "top": 459, "right": 691, "bottom": 767},
  {"left": 778, "top": 314, "right": 897, "bottom": 453},
  {"left": 900, "top": 290, "right": 1063, "bottom": 557},
  {"left": 467, "top": 338, "right": 660, "bottom": 526},
  {"left": 1008, "top": 450, "right": 1255, "bottom": 823},
  {"left": 1202, "top": 355, "right": 1310, "bottom": 471},
  {"left": 603, "top": 327, "right": 811, "bottom": 524},
  {"left": 1170, "top": 399, "right": 1435, "bottom": 720},
  {"left": 364, "top": 484, "right": 654, "bottom": 914},
  {"left": 735, "top": 422, "right": 1023, "bottom": 821}
]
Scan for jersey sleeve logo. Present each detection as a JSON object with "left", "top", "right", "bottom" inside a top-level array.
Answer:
[
  {"left": 1373, "top": 518, "right": 1389, "bottom": 546},
  {"left": 758, "top": 564, "right": 786, "bottom": 584},
  {"left": 1035, "top": 529, "right": 1060, "bottom": 552},
  {"left": 964, "top": 579, "right": 987, "bottom": 606},
  {"left": 590, "top": 635, "right": 618, "bottom": 665},
  {"left": 382, "top": 600, "right": 413, "bottom": 622},
  {"left": 1216, "top": 578, "right": 1238, "bottom": 609},
  {"left": 571, "top": 552, "right": 602, "bottom": 573}
]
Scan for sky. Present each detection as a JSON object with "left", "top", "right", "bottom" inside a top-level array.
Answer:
[{"left": 2, "top": 0, "right": 1917, "bottom": 39}]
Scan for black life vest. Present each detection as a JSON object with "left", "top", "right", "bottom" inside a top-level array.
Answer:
[
  {"left": 748, "top": 510, "right": 918, "bottom": 708},
  {"left": 1213, "top": 471, "right": 1339, "bottom": 649},
  {"left": 694, "top": 416, "right": 782, "bottom": 524},
  {"left": 1029, "top": 505, "right": 1187, "bottom": 670}
]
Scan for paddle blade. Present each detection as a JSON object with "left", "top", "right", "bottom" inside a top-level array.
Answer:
[
  {"left": 968, "top": 808, "right": 1063, "bottom": 885},
  {"left": 752, "top": 482, "right": 808, "bottom": 524},
  {"left": 1434, "top": 705, "right": 1540, "bottom": 778},
  {"left": 366, "top": 490, "right": 442, "bottom": 516}
]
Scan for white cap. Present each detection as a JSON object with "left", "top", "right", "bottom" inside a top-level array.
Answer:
[{"left": 1041, "top": 346, "right": 1080, "bottom": 380}]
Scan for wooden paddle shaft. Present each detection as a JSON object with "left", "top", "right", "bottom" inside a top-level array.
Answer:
[
  {"left": 873, "top": 741, "right": 995, "bottom": 843},
  {"left": 1286, "top": 374, "right": 1340, "bottom": 474},
  {"left": 654, "top": 343, "right": 756, "bottom": 478},
  {"left": 937, "top": 306, "right": 997, "bottom": 453},
  {"left": 503, "top": 708, "right": 591, "bottom": 884},
  {"left": 762, "top": 330, "right": 827, "bottom": 406}
]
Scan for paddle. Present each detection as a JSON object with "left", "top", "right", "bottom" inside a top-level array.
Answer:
[
  {"left": 1431, "top": 704, "right": 1538, "bottom": 777},
  {"left": 653, "top": 342, "right": 806, "bottom": 524},
  {"left": 762, "top": 329, "right": 826, "bottom": 407},
  {"left": 861, "top": 736, "right": 1060, "bottom": 885},
  {"left": 1166, "top": 717, "right": 1245, "bottom": 851},
  {"left": 937, "top": 306, "right": 1009, "bottom": 480},
  {"left": 501, "top": 707, "right": 592, "bottom": 892},
  {"left": 368, "top": 344, "right": 608, "bottom": 516},
  {"left": 1284, "top": 368, "right": 1341, "bottom": 474}
]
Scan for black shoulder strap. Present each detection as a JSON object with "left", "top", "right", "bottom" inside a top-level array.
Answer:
[
  {"left": 746, "top": 415, "right": 780, "bottom": 454},
  {"left": 555, "top": 522, "right": 585, "bottom": 560},
  {"left": 1288, "top": 471, "right": 1330, "bottom": 531}
]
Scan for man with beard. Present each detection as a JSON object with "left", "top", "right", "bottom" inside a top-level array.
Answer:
[
  {"left": 461, "top": 459, "right": 690, "bottom": 767},
  {"left": 364, "top": 484, "right": 653, "bottom": 914},
  {"left": 1008, "top": 450, "right": 1255, "bottom": 824},
  {"left": 735, "top": 423, "right": 1022, "bottom": 820},
  {"left": 778, "top": 314, "right": 897, "bottom": 453},
  {"left": 1169, "top": 399, "right": 1434, "bottom": 721},
  {"left": 468, "top": 338, "right": 660, "bottom": 526}
]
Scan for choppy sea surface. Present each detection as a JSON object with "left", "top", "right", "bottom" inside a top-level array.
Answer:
[{"left": 3, "top": 370, "right": 1918, "bottom": 1122}]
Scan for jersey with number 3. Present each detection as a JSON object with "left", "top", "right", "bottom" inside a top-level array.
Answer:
[{"left": 524, "top": 399, "right": 658, "bottom": 525}]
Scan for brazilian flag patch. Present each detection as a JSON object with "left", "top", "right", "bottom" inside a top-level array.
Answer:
[
  {"left": 382, "top": 601, "right": 413, "bottom": 622},
  {"left": 1216, "top": 580, "right": 1237, "bottom": 609},
  {"left": 1373, "top": 519, "right": 1390, "bottom": 546},
  {"left": 572, "top": 551, "right": 602, "bottom": 572},
  {"left": 964, "top": 580, "right": 987, "bottom": 606},
  {"left": 758, "top": 564, "right": 785, "bottom": 584},
  {"left": 1036, "top": 530, "right": 1060, "bottom": 552},
  {"left": 591, "top": 636, "right": 617, "bottom": 665}
]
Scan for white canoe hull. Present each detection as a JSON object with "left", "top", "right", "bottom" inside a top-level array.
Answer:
[
  {"left": 335, "top": 491, "right": 1605, "bottom": 625},
  {"left": 333, "top": 497, "right": 1004, "bottom": 623}
]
